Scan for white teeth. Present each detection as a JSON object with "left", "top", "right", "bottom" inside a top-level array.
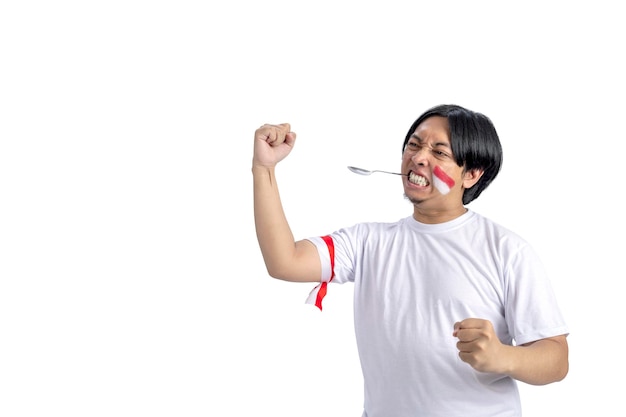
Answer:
[{"left": 409, "top": 172, "right": 429, "bottom": 186}]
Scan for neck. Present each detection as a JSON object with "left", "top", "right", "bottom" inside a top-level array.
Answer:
[{"left": 412, "top": 205, "right": 468, "bottom": 224}]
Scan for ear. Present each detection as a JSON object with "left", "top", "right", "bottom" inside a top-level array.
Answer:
[{"left": 462, "top": 169, "right": 484, "bottom": 189}]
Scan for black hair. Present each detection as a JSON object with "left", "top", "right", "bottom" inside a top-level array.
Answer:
[{"left": 402, "top": 104, "right": 503, "bottom": 204}]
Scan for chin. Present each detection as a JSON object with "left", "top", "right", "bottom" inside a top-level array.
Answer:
[{"left": 403, "top": 193, "right": 424, "bottom": 205}]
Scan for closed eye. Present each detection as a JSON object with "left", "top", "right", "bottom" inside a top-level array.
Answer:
[{"left": 405, "top": 142, "right": 451, "bottom": 159}]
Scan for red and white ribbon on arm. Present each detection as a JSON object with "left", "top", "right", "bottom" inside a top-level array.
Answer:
[{"left": 305, "top": 235, "right": 335, "bottom": 311}]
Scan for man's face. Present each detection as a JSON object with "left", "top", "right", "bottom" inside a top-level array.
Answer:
[{"left": 401, "top": 116, "right": 472, "bottom": 206}]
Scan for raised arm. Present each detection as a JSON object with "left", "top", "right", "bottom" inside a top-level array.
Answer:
[{"left": 252, "top": 123, "right": 321, "bottom": 283}]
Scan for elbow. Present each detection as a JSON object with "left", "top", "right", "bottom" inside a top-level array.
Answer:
[
  {"left": 263, "top": 260, "right": 316, "bottom": 283},
  {"left": 554, "top": 358, "right": 569, "bottom": 383},
  {"left": 526, "top": 361, "right": 568, "bottom": 386},
  {"left": 544, "top": 346, "right": 570, "bottom": 385},
  {"left": 521, "top": 335, "right": 569, "bottom": 385},
  {"left": 538, "top": 361, "right": 568, "bottom": 385},
  {"left": 264, "top": 263, "right": 296, "bottom": 282},
  {"left": 260, "top": 255, "right": 291, "bottom": 280},
  {"left": 554, "top": 338, "right": 570, "bottom": 383},
  {"left": 264, "top": 265, "right": 283, "bottom": 280}
]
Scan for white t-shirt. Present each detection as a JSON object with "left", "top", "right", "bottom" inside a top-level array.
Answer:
[{"left": 306, "top": 210, "right": 568, "bottom": 417}]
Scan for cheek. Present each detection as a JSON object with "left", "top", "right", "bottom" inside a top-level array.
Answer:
[
  {"left": 433, "top": 166, "right": 456, "bottom": 186},
  {"left": 433, "top": 166, "right": 456, "bottom": 195}
]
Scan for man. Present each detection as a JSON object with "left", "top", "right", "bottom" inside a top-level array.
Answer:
[{"left": 252, "top": 104, "right": 568, "bottom": 417}]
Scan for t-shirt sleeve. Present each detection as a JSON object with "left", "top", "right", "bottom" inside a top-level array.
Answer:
[
  {"left": 504, "top": 243, "right": 569, "bottom": 345},
  {"left": 304, "top": 227, "right": 358, "bottom": 310}
]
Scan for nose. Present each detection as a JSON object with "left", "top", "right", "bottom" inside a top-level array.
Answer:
[{"left": 410, "top": 147, "right": 430, "bottom": 166}]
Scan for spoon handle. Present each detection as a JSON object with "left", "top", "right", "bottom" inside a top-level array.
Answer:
[
  {"left": 348, "top": 166, "right": 406, "bottom": 176},
  {"left": 375, "top": 170, "right": 406, "bottom": 176}
]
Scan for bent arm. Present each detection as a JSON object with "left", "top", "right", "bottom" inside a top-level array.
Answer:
[
  {"left": 253, "top": 165, "right": 321, "bottom": 282},
  {"left": 505, "top": 335, "right": 569, "bottom": 385},
  {"left": 455, "top": 319, "right": 569, "bottom": 385}
]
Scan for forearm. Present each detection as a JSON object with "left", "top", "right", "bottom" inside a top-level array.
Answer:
[
  {"left": 253, "top": 165, "right": 295, "bottom": 274},
  {"left": 502, "top": 336, "right": 569, "bottom": 385},
  {"left": 253, "top": 166, "right": 317, "bottom": 281}
]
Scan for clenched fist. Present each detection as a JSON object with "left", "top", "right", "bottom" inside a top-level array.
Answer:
[
  {"left": 252, "top": 123, "right": 297, "bottom": 169},
  {"left": 453, "top": 318, "right": 508, "bottom": 374}
]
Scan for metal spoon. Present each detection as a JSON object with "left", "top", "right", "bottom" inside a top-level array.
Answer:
[{"left": 347, "top": 166, "right": 407, "bottom": 176}]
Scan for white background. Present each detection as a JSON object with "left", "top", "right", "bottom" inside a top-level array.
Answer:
[{"left": 1, "top": 1, "right": 624, "bottom": 416}]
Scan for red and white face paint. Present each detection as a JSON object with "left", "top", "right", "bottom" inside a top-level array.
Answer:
[{"left": 432, "top": 166, "right": 455, "bottom": 195}]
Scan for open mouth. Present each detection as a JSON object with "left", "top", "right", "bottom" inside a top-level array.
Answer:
[{"left": 408, "top": 170, "right": 429, "bottom": 186}]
